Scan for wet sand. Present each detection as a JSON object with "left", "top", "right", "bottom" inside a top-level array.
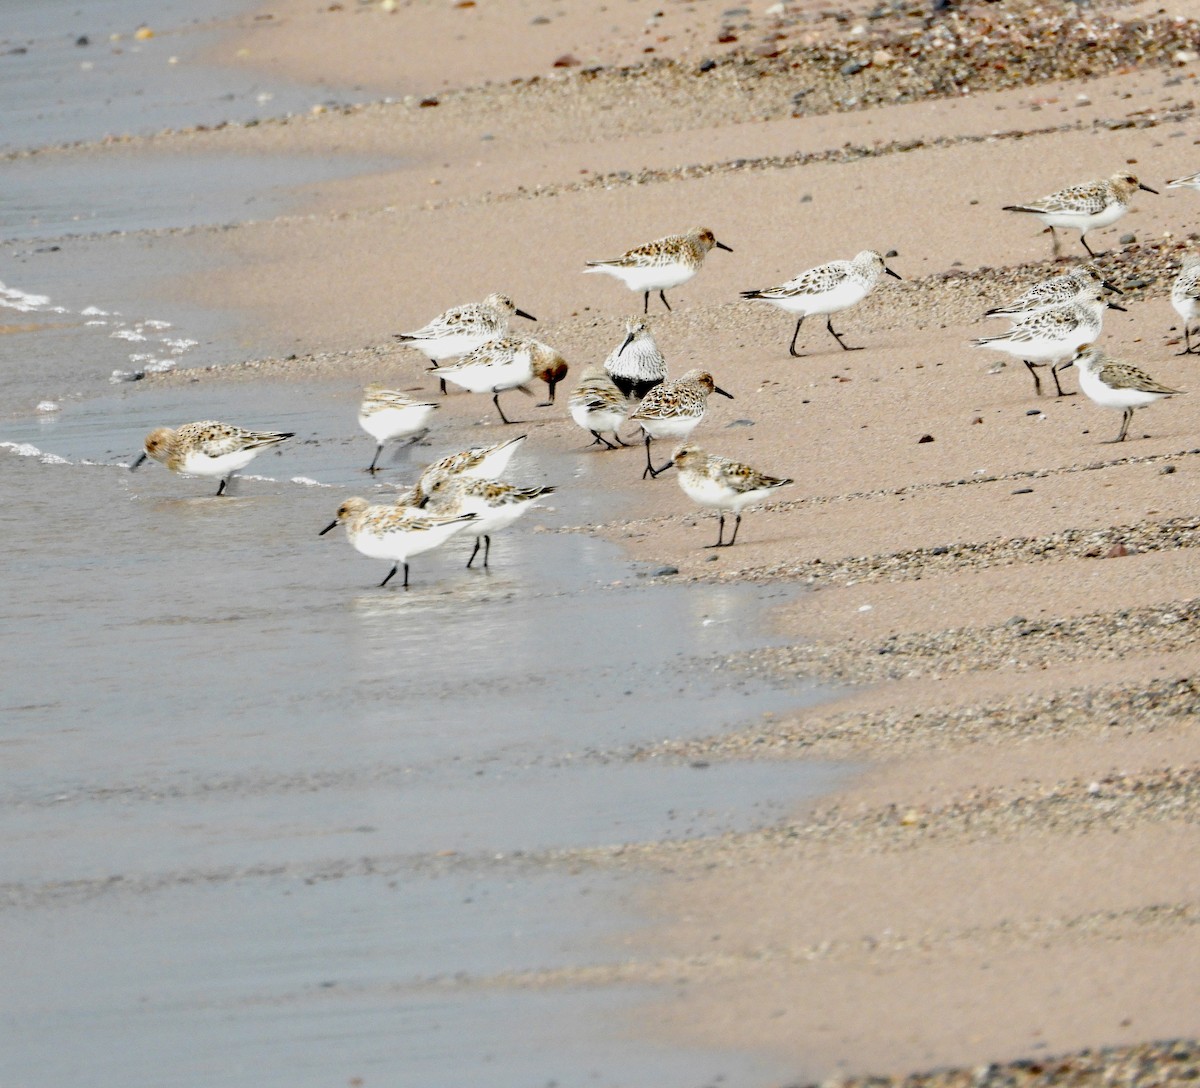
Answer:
[{"left": 5, "top": 0, "right": 1200, "bottom": 1082}]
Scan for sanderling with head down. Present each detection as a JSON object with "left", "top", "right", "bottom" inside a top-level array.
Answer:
[
  {"left": 671, "top": 444, "right": 792, "bottom": 548},
  {"left": 358, "top": 384, "right": 439, "bottom": 472},
  {"left": 319, "top": 497, "right": 477, "bottom": 588},
  {"left": 629, "top": 368, "right": 734, "bottom": 479},
  {"left": 393, "top": 293, "right": 536, "bottom": 393},
  {"left": 972, "top": 281, "right": 1124, "bottom": 397},
  {"left": 130, "top": 420, "right": 293, "bottom": 496},
  {"left": 983, "top": 264, "right": 1122, "bottom": 319},
  {"left": 1066, "top": 345, "right": 1185, "bottom": 443},
  {"left": 419, "top": 474, "right": 556, "bottom": 569},
  {"left": 569, "top": 365, "right": 631, "bottom": 450},
  {"left": 1170, "top": 256, "right": 1200, "bottom": 355},
  {"left": 1003, "top": 172, "right": 1157, "bottom": 258},
  {"left": 740, "top": 249, "right": 900, "bottom": 356},
  {"left": 434, "top": 336, "right": 568, "bottom": 424},
  {"left": 603, "top": 318, "right": 666, "bottom": 400},
  {"left": 584, "top": 227, "right": 732, "bottom": 313}
]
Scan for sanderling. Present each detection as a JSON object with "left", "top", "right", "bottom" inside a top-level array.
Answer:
[
  {"left": 671, "top": 444, "right": 792, "bottom": 548},
  {"left": 358, "top": 384, "right": 439, "bottom": 472},
  {"left": 1066, "top": 345, "right": 1185, "bottom": 443},
  {"left": 417, "top": 434, "right": 528, "bottom": 493},
  {"left": 1003, "top": 172, "right": 1157, "bottom": 258},
  {"left": 130, "top": 420, "right": 293, "bottom": 495},
  {"left": 983, "top": 264, "right": 1122, "bottom": 319},
  {"left": 1166, "top": 171, "right": 1200, "bottom": 192},
  {"left": 393, "top": 293, "right": 536, "bottom": 394},
  {"left": 569, "top": 365, "right": 631, "bottom": 450},
  {"left": 584, "top": 227, "right": 732, "bottom": 313},
  {"left": 740, "top": 250, "right": 900, "bottom": 356},
  {"left": 604, "top": 318, "right": 666, "bottom": 400},
  {"left": 419, "top": 475, "right": 556, "bottom": 569},
  {"left": 1170, "top": 256, "right": 1200, "bottom": 355},
  {"left": 972, "top": 282, "right": 1123, "bottom": 397},
  {"left": 434, "top": 336, "right": 568, "bottom": 424},
  {"left": 319, "top": 497, "right": 477, "bottom": 588},
  {"left": 629, "top": 368, "right": 734, "bottom": 479}
]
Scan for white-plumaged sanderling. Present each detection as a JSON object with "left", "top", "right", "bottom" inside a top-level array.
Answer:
[
  {"left": 433, "top": 336, "right": 568, "bottom": 424},
  {"left": 1170, "top": 256, "right": 1200, "bottom": 355},
  {"left": 671, "top": 443, "right": 792, "bottom": 548},
  {"left": 130, "top": 421, "right": 293, "bottom": 496},
  {"left": 584, "top": 227, "right": 732, "bottom": 313},
  {"left": 1066, "top": 345, "right": 1185, "bottom": 443},
  {"left": 1003, "top": 172, "right": 1157, "bottom": 258},
  {"left": 972, "top": 282, "right": 1123, "bottom": 397},
  {"left": 319, "top": 497, "right": 477, "bottom": 588},
  {"left": 628, "top": 368, "right": 734, "bottom": 479},
  {"left": 358, "top": 384, "right": 439, "bottom": 472},
  {"left": 740, "top": 249, "right": 900, "bottom": 356},
  {"left": 603, "top": 318, "right": 666, "bottom": 400},
  {"left": 393, "top": 293, "right": 536, "bottom": 393},
  {"left": 419, "top": 475, "right": 555, "bottom": 569},
  {"left": 983, "top": 264, "right": 1122, "bottom": 319},
  {"left": 568, "top": 365, "right": 632, "bottom": 450}
]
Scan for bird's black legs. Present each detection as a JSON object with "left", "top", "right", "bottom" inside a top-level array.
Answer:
[
  {"left": 1023, "top": 360, "right": 1044, "bottom": 396},
  {"left": 1080, "top": 231, "right": 1097, "bottom": 258},
  {"left": 216, "top": 476, "right": 231, "bottom": 497},
  {"left": 1049, "top": 363, "right": 1075, "bottom": 397},
  {"left": 467, "top": 537, "right": 481, "bottom": 568},
  {"left": 1179, "top": 324, "right": 1197, "bottom": 356},
  {"left": 727, "top": 513, "right": 742, "bottom": 545},
  {"left": 493, "top": 392, "right": 513, "bottom": 425},
  {"left": 705, "top": 513, "right": 743, "bottom": 548},
  {"left": 659, "top": 290, "right": 671, "bottom": 312},
  {"left": 641, "top": 433, "right": 657, "bottom": 479},
  {"left": 705, "top": 514, "right": 726, "bottom": 548},
  {"left": 590, "top": 430, "right": 619, "bottom": 450},
  {"left": 378, "top": 562, "right": 412, "bottom": 588},
  {"left": 1103, "top": 407, "right": 1134, "bottom": 444},
  {"left": 643, "top": 290, "right": 650, "bottom": 314},
  {"left": 827, "top": 317, "right": 863, "bottom": 352},
  {"left": 368, "top": 444, "right": 384, "bottom": 473},
  {"left": 466, "top": 535, "right": 493, "bottom": 569},
  {"left": 788, "top": 316, "right": 806, "bottom": 357}
]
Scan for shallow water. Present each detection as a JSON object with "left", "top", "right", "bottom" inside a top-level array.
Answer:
[{"left": 0, "top": 8, "right": 844, "bottom": 1083}]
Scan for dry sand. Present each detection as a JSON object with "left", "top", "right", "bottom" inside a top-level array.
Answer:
[{"left": 111, "top": 0, "right": 1200, "bottom": 1079}]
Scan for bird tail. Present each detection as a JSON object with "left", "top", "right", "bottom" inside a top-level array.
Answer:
[{"left": 1001, "top": 204, "right": 1041, "bottom": 215}]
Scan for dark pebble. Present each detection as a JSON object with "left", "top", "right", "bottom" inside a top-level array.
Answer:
[
  {"left": 698, "top": 58, "right": 717, "bottom": 72},
  {"left": 918, "top": 434, "right": 935, "bottom": 443},
  {"left": 840, "top": 59, "right": 868, "bottom": 76},
  {"left": 726, "top": 419, "right": 755, "bottom": 427},
  {"left": 1012, "top": 487, "right": 1034, "bottom": 494},
  {"left": 1161, "top": 464, "right": 1177, "bottom": 474},
  {"left": 1026, "top": 409, "right": 1042, "bottom": 416},
  {"left": 930, "top": 545, "right": 950, "bottom": 555},
  {"left": 651, "top": 566, "right": 679, "bottom": 577},
  {"left": 1120, "top": 233, "right": 1137, "bottom": 244}
]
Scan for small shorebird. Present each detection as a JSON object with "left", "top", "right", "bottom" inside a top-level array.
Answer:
[
  {"left": 1170, "top": 256, "right": 1200, "bottom": 355},
  {"left": 568, "top": 365, "right": 631, "bottom": 450},
  {"left": 584, "top": 227, "right": 732, "bottom": 313},
  {"left": 130, "top": 420, "right": 293, "bottom": 496},
  {"left": 393, "top": 293, "right": 536, "bottom": 393},
  {"left": 739, "top": 249, "right": 900, "bottom": 356},
  {"left": 671, "top": 444, "right": 792, "bottom": 548},
  {"left": 420, "top": 475, "right": 556, "bottom": 569},
  {"left": 629, "top": 368, "right": 734, "bottom": 479},
  {"left": 417, "top": 435, "right": 528, "bottom": 495},
  {"left": 982, "top": 264, "right": 1122, "bottom": 319},
  {"left": 434, "top": 336, "right": 568, "bottom": 424},
  {"left": 604, "top": 318, "right": 666, "bottom": 400},
  {"left": 358, "top": 384, "right": 439, "bottom": 472},
  {"left": 1066, "top": 345, "right": 1185, "bottom": 443},
  {"left": 319, "top": 497, "right": 476, "bottom": 588},
  {"left": 1003, "top": 172, "right": 1157, "bottom": 258},
  {"left": 972, "top": 282, "right": 1124, "bottom": 397}
]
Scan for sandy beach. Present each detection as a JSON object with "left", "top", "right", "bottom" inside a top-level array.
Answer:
[{"left": 6, "top": 0, "right": 1200, "bottom": 1081}]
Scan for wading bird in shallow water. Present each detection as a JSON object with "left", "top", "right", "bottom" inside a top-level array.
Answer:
[
  {"left": 628, "top": 369, "right": 734, "bottom": 480},
  {"left": 419, "top": 474, "right": 556, "bottom": 569},
  {"left": 357, "top": 385, "right": 439, "bottom": 473},
  {"left": 1065, "top": 345, "right": 1185, "bottom": 444},
  {"left": 740, "top": 249, "right": 901, "bottom": 357},
  {"left": 671, "top": 444, "right": 792, "bottom": 548},
  {"left": 568, "top": 365, "right": 631, "bottom": 450},
  {"left": 1002, "top": 172, "right": 1157, "bottom": 259},
  {"left": 434, "top": 336, "right": 568, "bottom": 424},
  {"left": 319, "top": 498, "right": 476, "bottom": 589},
  {"left": 393, "top": 293, "right": 536, "bottom": 394},
  {"left": 584, "top": 227, "right": 732, "bottom": 314},
  {"left": 130, "top": 420, "right": 293, "bottom": 496}
]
